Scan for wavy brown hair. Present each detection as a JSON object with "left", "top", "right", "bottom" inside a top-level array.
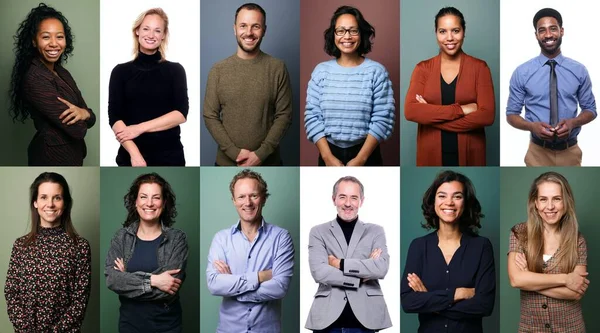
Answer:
[{"left": 123, "top": 173, "right": 177, "bottom": 227}]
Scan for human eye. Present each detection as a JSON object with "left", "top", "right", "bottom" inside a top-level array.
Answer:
[
  {"left": 350, "top": 28, "right": 359, "bottom": 35},
  {"left": 437, "top": 193, "right": 446, "bottom": 199},
  {"left": 539, "top": 197, "right": 547, "bottom": 203},
  {"left": 453, "top": 194, "right": 463, "bottom": 200},
  {"left": 40, "top": 194, "right": 47, "bottom": 200}
]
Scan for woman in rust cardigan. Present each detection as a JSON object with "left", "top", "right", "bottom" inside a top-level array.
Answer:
[{"left": 404, "top": 7, "right": 494, "bottom": 166}]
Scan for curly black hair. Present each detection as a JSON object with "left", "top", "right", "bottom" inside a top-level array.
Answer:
[
  {"left": 123, "top": 173, "right": 178, "bottom": 227},
  {"left": 9, "top": 3, "right": 75, "bottom": 123},
  {"left": 324, "top": 6, "right": 375, "bottom": 58},
  {"left": 421, "top": 170, "right": 484, "bottom": 233}
]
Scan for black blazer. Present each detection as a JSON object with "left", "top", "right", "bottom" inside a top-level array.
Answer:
[{"left": 24, "top": 58, "right": 96, "bottom": 166}]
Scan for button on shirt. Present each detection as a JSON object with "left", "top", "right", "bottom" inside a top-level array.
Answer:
[
  {"left": 401, "top": 232, "right": 496, "bottom": 333},
  {"left": 506, "top": 53, "right": 597, "bottom": 142},
  {"left": 206, "top": 220, "right": 295, "bottom": 333}
]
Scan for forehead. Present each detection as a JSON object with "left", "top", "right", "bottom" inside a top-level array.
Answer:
[
  {"left": 38, "top": 182, "right": 63, "bottom": 194},
  {"left": 141, "top": 14, "right": 165, "bottom": 29},
  {"left": 335, "top": 14, "right": 358, "bottom": 27},
  {"left": 537, "top": 181, "right": 562, "bottom": 196},
  {"left": 234, "top": 178, "right": 260, "bottom": 193},
  {"left": 436, "top": 180, "right": 464, "bottom": 193},
  {"left": 38, "top": 18, "right": 64, "bottom": 32},
  {"left": 436, "top": 14, "right": 461, "bottom": 28},
  {"left": 138, "top": 182, "right": 162, "bottom": 195},
  {"left": 236, "top": 8, "right": 264, "bottom": 25},
  {"left": 336, "top": 181, "right": 361, "bottom": 196},
  {"left": 536, "top": 16, "right": 560, "bottom": 30}
]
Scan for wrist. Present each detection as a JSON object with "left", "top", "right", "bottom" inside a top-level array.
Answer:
[{"left": 150, "top": 274, "right": 156, "bottom": 287}]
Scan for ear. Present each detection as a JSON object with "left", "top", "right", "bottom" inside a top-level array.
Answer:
[
  {"left": 233, "top": 24, "right": 236, "bottom": 36},
  {"left": 332, "top": 195, "right": 336, "bottom": 205},
  {"left": 34, "top": 202, "right": 38, "bottom": 208},
  {"left": 560, "top": 27, "right": 564, "bottom": 37},
  {"left": 359, "top": 196, "right": 365, "bottom": 208}
]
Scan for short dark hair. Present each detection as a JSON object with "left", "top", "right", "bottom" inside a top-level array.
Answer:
[
  {"left": 123, "top": 173, "right": 177, "bottom": 227},
  {"left": 533, "top": 8, "right": 562, "bottom": 29},
  {"left": 435, "top": 7, "right": 466, "bottom": 31},
  {"left": 234, "top": 3, "right": 266, "bottom": 26},
  {"left": 229, "top": 169, "right": 270, "bottom": 204},
  {"left": 324, "top": 6, "right": 375, "bottom": 58},
  {"left": 421, "top": 170, "right": 484, "bottom": 233}
]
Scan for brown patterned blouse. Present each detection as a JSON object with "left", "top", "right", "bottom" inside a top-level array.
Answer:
[
  {"left": 509, "top": 222, "right": 587, "bottom": 332},
  {"left": 4, "top": 226, "right": 91, "bottom": 332}
]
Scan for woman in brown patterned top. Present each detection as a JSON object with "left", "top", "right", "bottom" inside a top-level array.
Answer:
[
  {"left": 508, "top": 171, "right": 588, "bottom": 332},
  {"left": 9, "top": 4, "right": 96, "bottom": 166},
  {"left": 4, "top": 172, "right": 91, "bottom": 332}
]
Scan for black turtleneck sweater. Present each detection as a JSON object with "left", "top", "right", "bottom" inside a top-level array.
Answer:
[
  {"left": 108, "top": 51, "right": 189, "bottom": 165},
  {"left": 329, "top": 216, "right": 368, "bottom": 330}
]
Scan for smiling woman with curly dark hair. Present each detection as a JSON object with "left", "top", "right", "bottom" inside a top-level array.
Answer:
[{"left": 9, "top": 3, "right": 96, "bottom": 166}]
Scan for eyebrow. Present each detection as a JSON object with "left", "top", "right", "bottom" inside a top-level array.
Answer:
[{"left": 436, "top": 190, "right": 463, "bottom": 195}]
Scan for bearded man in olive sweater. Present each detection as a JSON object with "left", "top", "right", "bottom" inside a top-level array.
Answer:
[{"left": 203, "top": 3, "right": 293, "bottom": 166}]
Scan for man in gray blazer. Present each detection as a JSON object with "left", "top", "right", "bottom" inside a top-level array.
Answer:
[{"left": 306, "top": 176, "right": 392, "bottom": 332}]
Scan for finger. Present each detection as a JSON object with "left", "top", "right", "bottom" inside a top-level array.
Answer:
[
  {"left": 62, "top": 112, "right": 76, "bottom": 124},
  {"left": 67, "top": 116, "right": 81, "bottom": 125},
  {"left": 57, "top": 96, "right": 73, "bottom": 107},
  {"left": 165, "top": 269, "right": 181, "bottom": 275}
]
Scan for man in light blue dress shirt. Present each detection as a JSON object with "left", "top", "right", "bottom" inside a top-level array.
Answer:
[
  {"left": 206, "top": 169, "right": 294, "bottom": 333},
  {"left": 506, "top": 8, "right": 596, "bottom": 166}
]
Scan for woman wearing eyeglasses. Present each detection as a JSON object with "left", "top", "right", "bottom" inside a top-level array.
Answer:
[
  {"left": 404, "top": 7, "right": 495, "bottom": 166},
  {"left": 304, "top": 5, "right": 395, "bottom": 166}
]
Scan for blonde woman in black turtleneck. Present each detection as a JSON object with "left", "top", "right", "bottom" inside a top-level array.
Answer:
[
  {"left": 108, "top": 8, "right": 189, "bottom": 167},
  {"left": 4, "top": 172, "right": 91, "bottom": 332}
]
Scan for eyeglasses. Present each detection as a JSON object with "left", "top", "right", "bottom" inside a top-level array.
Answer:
[{"left": 334, "top": 28, "right": 359, "bottom": 36}]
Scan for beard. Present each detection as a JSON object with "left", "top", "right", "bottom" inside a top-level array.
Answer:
[
  {"left": 236, "top": 34, "right": 263, "bottom": 54},
  {"left": 538, "top": 36, "right": 562, "bottom": 55}
]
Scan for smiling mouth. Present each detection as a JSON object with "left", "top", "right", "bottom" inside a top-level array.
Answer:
[
  {"left": 441, "top": 209, "right": 456, "bottom": 215},
  {"left": 543, "top": 39, "right": 556, "bottom": 46},
  {"left": 45, "top": 50, "right": 61, "bottom": 57}
]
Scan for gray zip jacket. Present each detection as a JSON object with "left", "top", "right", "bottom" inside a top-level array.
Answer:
[{"left": 105, "top": 221, "right": 188, "bottom": 301}]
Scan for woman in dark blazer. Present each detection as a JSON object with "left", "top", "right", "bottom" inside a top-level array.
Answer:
[{"left": 9, "top": 3, "right": 95, "bottom": 166}]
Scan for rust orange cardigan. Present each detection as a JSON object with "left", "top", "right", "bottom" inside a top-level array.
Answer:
[{"left": 404, "top": 53, "right": 495, "bottom": 166}]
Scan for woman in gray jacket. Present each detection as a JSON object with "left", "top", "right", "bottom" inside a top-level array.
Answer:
[{"left": 105, "top": 172, "right": 188, "bottom": 333}]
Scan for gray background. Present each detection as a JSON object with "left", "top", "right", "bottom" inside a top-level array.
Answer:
[
  {"left": 200, "top": 0, "right": 300, "bottom": 166},
  {"left": 400, "top": 0, "right": 500, "bottom": 166}
]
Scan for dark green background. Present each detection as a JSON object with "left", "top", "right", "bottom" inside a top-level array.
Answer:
[
  {"left": 0, "top": 0, "right": 100, "bottom": 166},
  {"left": 199, "top": 167, "right": 300, "bottom": 332},
  {"left": 99, "top": 168, "right": 199, "bottom": 332},
  {"left": 400, "top": 167, "right": 500, "bottom": 332},
  {"left": 400, "top": 0, "right": 500, "bottom": 165},
  {"left": 500, "top": 168, "right": 600, "bottom": 332}
]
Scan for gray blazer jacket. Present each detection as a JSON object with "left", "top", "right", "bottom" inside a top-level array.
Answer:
[{"left": 305, "top": 219, "right": 392, "bottom": 330}]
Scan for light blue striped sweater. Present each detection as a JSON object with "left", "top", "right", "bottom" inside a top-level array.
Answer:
[{"left": 304, "top": 58, "right": 395, "bottom": 148}]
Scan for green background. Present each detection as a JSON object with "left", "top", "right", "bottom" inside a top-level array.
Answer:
[
  {"left": 500, "top": 168, "right": 600, "bottom": 332},
  {"left": 199, "top": 167, "right": 300, "bottom": 332},
  {"left": 400, "top": 167, "right": 500, "bottom": 332},
  {"left": 0, "top": 0, "right": 100, "bottom": 166},
  {"left": 0, "top": 167, "right": 100, "bottom": 333},
  {"left": 400, "top": 0, "right": 500, "bottom": 165},
  {"left": 99, "top": 168, "right": 199, "bottom": 332}
]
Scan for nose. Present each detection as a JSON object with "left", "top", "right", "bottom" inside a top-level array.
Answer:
[
  {"left": 49, "top": 37, "right": 58, "bottom": 47},
  {"left": 547, "top": 200, "right": 555, "bottom": 210}
]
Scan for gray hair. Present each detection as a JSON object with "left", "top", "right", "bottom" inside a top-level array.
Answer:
[{"left": 332, "top": 176, "right": 364, "bottom": 199}]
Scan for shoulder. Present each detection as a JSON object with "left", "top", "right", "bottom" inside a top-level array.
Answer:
[
  {"left": 109, "top": 61, "right": 134, "bottom": 78},
  {"left": 561, "top": 56, "right": 591, "bottom": 78},
  {"left": 414, "top": 55, "right": 439, "bottom": 71},
  {"left": 166, "top": 227, "right": 187, "bottom": 239},
  {"left": 465, "top": 232, "right": 493, "bottom": 248},
  {"left": 361, "top": 221, "right": 386, "bottom": 234},
  {"left": 309, "top": 220, "right": 334, "bottom": 234},
  {"left": 210, "top": 55, "right": 237, "bottom": 70},
  {"left": 363, "top": 58, "right": 388, "bottom": 73},
  {"left": 463, "top": 53, "right": 489, "bottom": 68},
  {"left": 577, "top": 232, "right": 587, "bottom": 247},
  {"left": 261, "top": 53, "right": 286, "bottom": 67},
  {"left": 512, "top": 57, "right": 539, "bottom": 77},
  {"left": 12, "top": 235, "right": 27, "bottom": 249},
  {"left": 265, "top": 222, "right": 289, "bottom": 235},
  {"left": 311, "top": 59, "right": 337, "bottom": 75},
  {"left": 511, "top": 222, "right": 527, "bottom": 234},
  {"left": 407, "top": 232, "right": 435, "bottom": 252},
  {"left": 110, "top": 227, "right": 130, "bottom": 242},
  {"left": 162, "top": 60, "right": 186, "bottom": 74}
]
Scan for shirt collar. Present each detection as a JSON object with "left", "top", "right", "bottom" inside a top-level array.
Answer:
[
  {"left": 231, "top": 217, "right": 267, "bottom": 234},
  {"left": 537, "top": 52, "right": 565, "bottom": 66}
]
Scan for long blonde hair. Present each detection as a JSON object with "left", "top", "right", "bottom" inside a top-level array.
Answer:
[
  {"left": 517, "top": 172, "right": 579, "bottom": 273},
  {"left": 131, "top": 8, "right": 169, "bottom": 62}
]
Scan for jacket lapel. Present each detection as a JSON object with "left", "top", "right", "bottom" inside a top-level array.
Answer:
[
  {"left": 347, "top": 220, "right": 365, "bottom": 258},
  {"left": 329, "top": 219, "right": 348, "bottom": 255}
]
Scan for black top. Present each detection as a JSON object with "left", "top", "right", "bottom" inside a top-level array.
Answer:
[
  {"left": 120, "top": 234, "right": 182, "bottom": 332},
  {"left": 401, "top": 232, "right": 496, "bottom": 333},
  {"left": 328, "top": 215, "right": 368, "bottom": 330},
  {"left": 441, "top": 75, "right": 459, "bottom": 166},
  {"left": 108, "top": 51, "right": 189, "bottom": 165}
]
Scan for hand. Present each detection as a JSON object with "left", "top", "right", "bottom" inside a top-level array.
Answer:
[
  {"left": 58, "top": 97, "right": 90, "bottom": 125},
  {"left": 529, "top": 121, "right": 555, "bottom": 140},
  {"left": 328, "top": 255, "right": 341, "bottom": 269},
  {"left": 460, "top": 103, "right": 478, "bottom": 115},
  {"left": 116, "top": 124, "right": 143, "bottom": 143},
  {"left": 236, "top": 149, "right": 251, "bottom": 164},
  {"left": 416, "top": 94, "right": 428, "bottom": 104},
  {"left": 346, "top": 156, "right": 367, "bottom": 167},
  {"left": 113, "top": 258, "right": 125, "bottom": 272},
  {"left": 566, "top": 271, "right": 590, "bottom": 294},
  {"left": 514, "top": 253, "right": 529, "bottom": 271},
  {"left": 369, "top": 248, "right": 382, "bottom": 259},
  {"left": 554, "top": 119, "right": 575, "bottom": 139},
  {"left": 258, "top": 269, "right": 272, "bottom": 283},
  {"left": 213, "top": 260, "right": 232, "bottom": 274},
  {"left": 238, "top": 151, "right": 262, "bottom": 166},
  {"left": 407, "top": 273, "right": 428, "bottom": 292},
  {"left": 130, "top": 154, "right": 147, "bottom": 167},
  {"left": 150, "top": 269, "right": 182, "bottom": 295},
  {"left": 322, "top": 154, "right": 344, "bottom": 166},
  {"left": 454, "top": 287, "right": 475, "bottom": 301}
]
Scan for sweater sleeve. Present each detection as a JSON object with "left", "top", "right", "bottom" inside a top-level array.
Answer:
[
  {"left": 404, "top": 61, "right": 465, "bottom": 124},
  {"left": 108, "top": 64, "right": 126, "bottom": 127},
  {"left": 254, "top": 62, "right": 293, "bottom": 162},
  {"left": 203, "top": 65, "right": 241, "bottom": 161},
  {"left": 369, "top": 67, "right": 395, "bottom": 142},
  {"left": 171, "top": 63, "right": 189, "bottom": 119},
  {"left": 4, "top": 240, "right": 29, "bottom": 331},
  {"left": 304, "top": 66, "right": 326, "bottom": 143}
]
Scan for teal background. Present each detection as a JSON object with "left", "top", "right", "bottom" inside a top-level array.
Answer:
[
  {"left": 199, "top": 167, "right": 300, "bottom": 332},
  {"left": 0, "top": 167, "right": 100, "bottom": 333},
  {"left": 99, "top": 168, "right": 199, "bottom": 332},
  {"left": 400, "top": 0, "right": 500, "bottom": 165},
  {"left": 400, "top": 167, "right": 500, "bottom": 332},
  {"left": 0, "top": 0, "right": 100, "bottom": 165},
  {"left": 500, "top": 168, "right": 600, "bottom": 332}
]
